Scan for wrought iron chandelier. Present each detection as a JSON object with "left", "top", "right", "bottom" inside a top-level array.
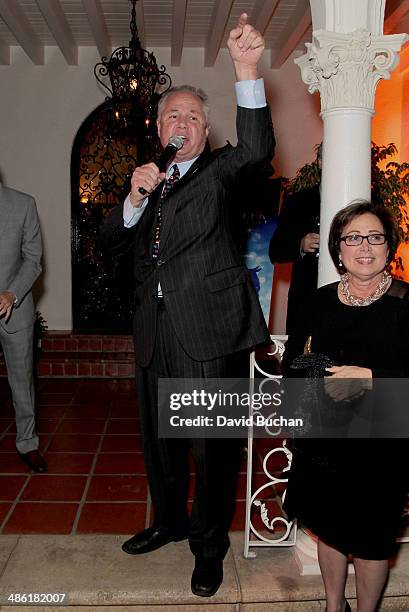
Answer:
[{"left": 94, "top": 0, "right": 172, "bottom": 125}]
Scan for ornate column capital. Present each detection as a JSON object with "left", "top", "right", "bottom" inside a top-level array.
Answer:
[{"left": 295, "top": 29, "right": 408, "bottom": 112}]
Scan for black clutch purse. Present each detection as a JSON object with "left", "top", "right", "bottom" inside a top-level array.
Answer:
[
  {"left": 285, "top": 336, "right": 347, "bottom": 462},
  {"left": 290, "top": 336, "right": 335, "bottom": 377}
]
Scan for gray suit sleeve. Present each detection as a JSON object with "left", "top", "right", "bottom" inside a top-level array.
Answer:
[{"left": 8, "top": 198, "right": 42, "bottom": 305}]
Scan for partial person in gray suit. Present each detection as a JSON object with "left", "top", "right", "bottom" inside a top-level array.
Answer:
[
  {"left": 0, "top": 184, "right": 47, "bottom": 472},
  {"left": 101, "top": 13, "right": 275, "bottom": 597}
]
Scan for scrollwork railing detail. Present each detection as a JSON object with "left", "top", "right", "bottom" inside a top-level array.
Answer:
[{"left": 245, "top": 335, "right": 296, "bottom": 558}]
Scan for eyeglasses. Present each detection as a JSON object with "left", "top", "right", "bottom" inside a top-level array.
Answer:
[{"left": 339, "top": 233, "right": 387, "bottom": 246}]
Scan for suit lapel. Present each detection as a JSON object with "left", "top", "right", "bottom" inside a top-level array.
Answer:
[
  {"left": 161, "top": 153, "right": 203, "bottom": 202},
  {"left": 158, "top": 150, "right": 214, "bottom": 252}
]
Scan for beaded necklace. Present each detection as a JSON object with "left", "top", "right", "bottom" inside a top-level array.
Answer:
[{"left": 339, "top": 271, "right": 391, "bottom": 306}]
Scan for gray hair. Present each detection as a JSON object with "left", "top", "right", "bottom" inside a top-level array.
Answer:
[{"left": 157, "top": 85, "right": 210, "bottom": 123}]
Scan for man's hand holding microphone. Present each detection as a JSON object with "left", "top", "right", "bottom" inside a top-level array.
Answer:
[
  {"left": 129, "top": 135, "right": 185, "bottom": 208},
  {"left": 129, "top": 163, "right": 165, "bottom": 208}
]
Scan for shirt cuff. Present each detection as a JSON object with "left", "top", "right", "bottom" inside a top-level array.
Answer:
[
  {"left": 123, "top": 194, "right": 148, "bottom": 228},
  {"left": 235, "top": 78, "right": 266, "bottom": 109}
]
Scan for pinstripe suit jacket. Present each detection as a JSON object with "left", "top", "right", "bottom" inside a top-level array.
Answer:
[
  {"left": 101, "top": 105, "right": 275, "bottom": 366},
  {"left": 0, "top": 185, "right": 42, "bottom": 334}
]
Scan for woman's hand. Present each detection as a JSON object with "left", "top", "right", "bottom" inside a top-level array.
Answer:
[
  {"left": 325, "top": 365, "right": 372, "bottom": 379},
  {"left": 324, "top": 365, "right": 372, "bottom": 402}
]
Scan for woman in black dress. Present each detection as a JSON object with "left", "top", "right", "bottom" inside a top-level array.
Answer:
[{"left": 283, "top": 200, "right": 409, "bottom": 612}]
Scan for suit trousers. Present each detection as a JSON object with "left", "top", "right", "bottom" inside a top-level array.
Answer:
[
  {"left": 137, "top": 302, "right": 248, "bottom": 560},
  {"left": 0, "top": 324, "right": 38, "bottom": 453}
]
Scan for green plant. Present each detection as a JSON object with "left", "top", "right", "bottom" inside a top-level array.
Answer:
[
  {"left": 34, "top": 311, "right": 48, "bottom": 341},
  {"left": 371, "top": 143, "right": 409, "bottom": 242},
  {"left": 282, "top": 142, "right": 409, "bottom": 272},
  {"left": 282, "top": 143, "right": 322, "bottom": 196}
]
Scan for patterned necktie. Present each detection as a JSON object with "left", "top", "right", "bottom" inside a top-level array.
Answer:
[{"left": 152, "top": 164, "right": 180, "bottom": 259}]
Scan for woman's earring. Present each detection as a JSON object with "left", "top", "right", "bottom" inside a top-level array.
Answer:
[{"left": 338, "top": 258, "right": 342, "bottom": 268}]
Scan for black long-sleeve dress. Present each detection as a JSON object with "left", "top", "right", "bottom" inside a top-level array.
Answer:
[{"left": 282, "top": 280, "right": 409, "bottom": 559}]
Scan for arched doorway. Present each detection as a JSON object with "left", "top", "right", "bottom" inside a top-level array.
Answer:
[{"left": 71, "top": 102, "right": 160, "bottom": 332}]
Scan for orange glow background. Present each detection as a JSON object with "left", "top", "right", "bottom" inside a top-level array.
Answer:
[{"left": 373, "top": 45, "right": 409, "bottom": 280}]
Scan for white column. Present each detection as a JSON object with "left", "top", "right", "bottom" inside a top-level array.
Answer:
[
  {"left": 319, "top": 107, "right": 372, "bottom": 284},
  {"left": 295, "top": 3, "right": 408, "bottom": 286}
]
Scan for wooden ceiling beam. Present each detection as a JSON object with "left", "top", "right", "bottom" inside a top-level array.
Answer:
[
  {"left": 250, "top": 0, "right": 281, "bottom": 35},
  {"left": 271, "top": 0, "right": 311, "bottom": 69},
  {"left": 204, "top": 0, "right": 234, "bottom": 67},
  {"left": 0, "top": 0, "right": 44, "bottom": 64},
  {"left": 36, "top": 0, "right": 78, "bottom": 65},
  {"left": 82, "top": 0, "right": 111, "bottom": 59},
  {"left": 171, "top": 0, "right": 187, "bottom": 66},
  {"left": 384, "top": 0, "right": 409, "bottom": 34}
]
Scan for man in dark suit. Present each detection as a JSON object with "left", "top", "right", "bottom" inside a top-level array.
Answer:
[
  {"left": 101, "top": 13, "right": 275, "bottom": 597},
  {"left": 269, "top": 185, "right": 320, "bottom": 333},
  {"left": 0, "top": 184, "right": 47, "bottom": 473}
]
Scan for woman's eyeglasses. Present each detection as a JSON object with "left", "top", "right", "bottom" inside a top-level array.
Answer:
[{"left": 339, "top": 233, "right": 387, "bottom": 246}]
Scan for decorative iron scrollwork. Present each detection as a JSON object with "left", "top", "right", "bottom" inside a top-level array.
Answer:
[
  {"left": 71, "top": 102, "right": 161, "bottom": 332},
  {"left": 94, "top": 0, "right": 172, "bottom": 116}
]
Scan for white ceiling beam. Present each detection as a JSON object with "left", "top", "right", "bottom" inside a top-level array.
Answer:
[
  {"left": 384, "top": 0, "right": 409, "bottom": 34},
  {"left": 82, "top": 0, "right": 111, "bottom": 59},
  {"left": 204, "top": 0, "right": 234, "bottom": 67},
  {"left": 36, "top": 0, "right": 78, "bottom": 65},
  {"left": 0, "top": 34, "right": 10, "bottom": 64},
  {"left": 134, "top": 0, "right": 145, "bottom": 48},
  {"left": 250, "top": 0, "right": 281, "bottom": 35},
  {"left": 271, "top": 0, "right": 311, "bottom": 69},
  {"left": 0, "top": 0, "right": 44, "bottom": 64},
  {"left": 171, "top": 0, "right": 187, "bottom": 66}
]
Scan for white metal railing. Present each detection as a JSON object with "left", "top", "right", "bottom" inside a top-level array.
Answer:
[{"left": 244, "top": 334, "right": 297, "bottom": 558}]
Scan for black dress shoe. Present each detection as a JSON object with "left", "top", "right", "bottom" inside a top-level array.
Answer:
[
  {"left": 191, "top": 558, "right": 223, "bottom": 597},
  {"left": 18, "top": 450, "right": 48, "bottom": 473},
  {"left": 122, "top": 525, "right": 187, "bottom": 555}
]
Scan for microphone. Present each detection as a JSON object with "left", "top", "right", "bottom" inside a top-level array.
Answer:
[{"left": 138, "top": 135, "right": 185, "bottom": 195}]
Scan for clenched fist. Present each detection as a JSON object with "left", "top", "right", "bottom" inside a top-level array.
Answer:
[{"left": 130, "top": 163, "right": 166, "bottom": 207}]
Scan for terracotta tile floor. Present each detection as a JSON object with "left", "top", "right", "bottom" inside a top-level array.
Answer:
[{"left": 0, "top": 378, "right": 280, "bottom": 535}]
